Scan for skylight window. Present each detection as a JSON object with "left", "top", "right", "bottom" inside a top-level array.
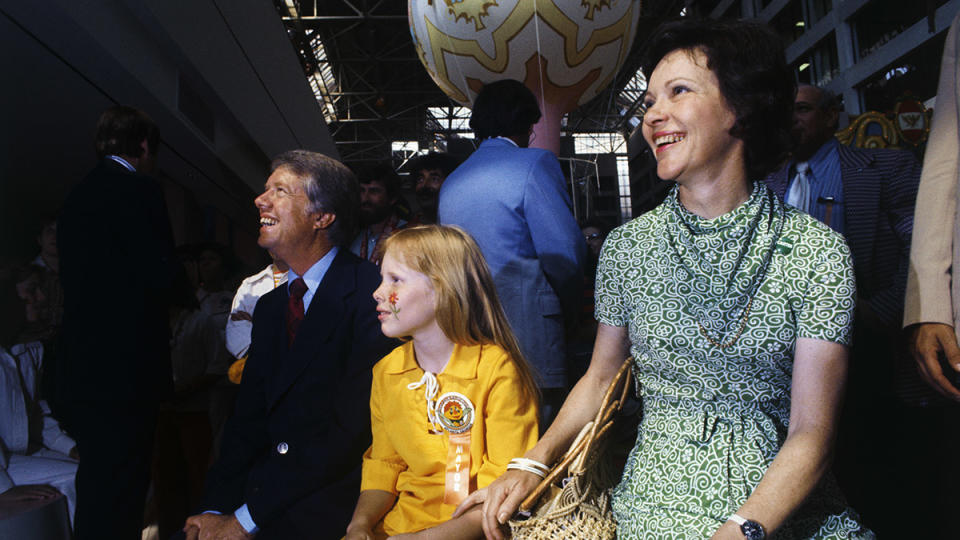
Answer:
[
  {"left": 427, "top": 106, "right": 472, "bottom": 132},
  {"left": 574, "top": 133, "right": 627, "bottom": 155},
  {"left": 392, "top": 141, "right": 419, "bottom": 153},
  {"left": 307, "top": 30, "right": 339, "bottom": 123}
]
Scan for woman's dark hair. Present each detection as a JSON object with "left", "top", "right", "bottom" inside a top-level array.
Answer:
[
  {"left": 641, "top": 18, "right": 795, "bottom": 180},
  {"left": 469, "top": 79, "right": 542, "bottom": 140}
]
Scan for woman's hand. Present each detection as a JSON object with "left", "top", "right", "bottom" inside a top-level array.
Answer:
[
  {"left": 451, "top": 324, "right": 630, "bottom": 540},
  {"left": 453, "top": 470, "right": 542, "bottom": 540},
  {"left": 0, "top": 484, "right": 60, "bottom": 501},
  {"left": 709, "top": 520, "right": 745, "bottom": 540}
]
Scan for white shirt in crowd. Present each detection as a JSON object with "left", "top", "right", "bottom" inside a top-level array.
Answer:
[
  {"left": 0, "top": 342, "right": 78, "bottom": 523},
  {"left": 225, "top": 264, "right": 288, "bottom": 359}
]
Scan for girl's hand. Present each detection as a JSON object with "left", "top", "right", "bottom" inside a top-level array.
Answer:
[
  {"left": 453, "top": 470, "right": 541, "bottom": 540},
  {"left": 345, "top": 525, "right": 379, "bottom": 540}
]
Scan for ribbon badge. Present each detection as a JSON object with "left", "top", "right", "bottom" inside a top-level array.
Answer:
[
  {"left": 435, "top": 392, "right": 474, "bottom": 434},
  {"left": 437, "top": 392, "right": 475, "bottom": 505}
]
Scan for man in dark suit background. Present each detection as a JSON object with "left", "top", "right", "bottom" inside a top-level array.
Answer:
[
  {"left": 765, "top": 84, "right": 922, "bottom": 536},
  {"left": 184, "top": 150, "right": 394, "bottom": 539},
  {"left": 57, "top": 105, "right": 180, "bottom": 539}
]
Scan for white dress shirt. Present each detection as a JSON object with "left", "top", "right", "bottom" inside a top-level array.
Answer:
[
  {"left": 0, "top": 342, "right": 79, "bottom": 523},
  {"left": 225, "top": 264, "right": 288, "bottom": 359}
]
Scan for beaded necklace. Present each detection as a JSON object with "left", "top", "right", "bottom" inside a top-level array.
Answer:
[{"left": 665, "top": 184, "right": 784, "bottom": 349}]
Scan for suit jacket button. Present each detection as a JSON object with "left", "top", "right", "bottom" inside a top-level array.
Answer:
[{"left": 277, "top": 442, "right": 289, "bottom": 454}]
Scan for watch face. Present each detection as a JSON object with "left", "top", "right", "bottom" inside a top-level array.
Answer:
[{"left": 740, "top": 520, "right": 765, "bottom": 540}]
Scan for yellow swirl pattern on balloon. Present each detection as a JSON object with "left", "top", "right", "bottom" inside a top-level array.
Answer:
[{"left": 443, "top": 0, "right": 499, "bottom": 30}]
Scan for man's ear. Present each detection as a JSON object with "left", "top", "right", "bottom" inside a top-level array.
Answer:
[
  {"left": 314, "top": 212, "right": 336, "bottom": 230},
  {"left": 826, "top": 107, "right": 840, "bottom": 132}
]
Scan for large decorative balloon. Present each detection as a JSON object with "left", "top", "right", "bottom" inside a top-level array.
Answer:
[{"left": 409, "top": 0, "right": 641, "bottom": 154}]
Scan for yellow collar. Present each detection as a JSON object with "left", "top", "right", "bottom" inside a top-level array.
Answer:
[{"left": 386, "top": 341, "right": 482, "bottom": 380}]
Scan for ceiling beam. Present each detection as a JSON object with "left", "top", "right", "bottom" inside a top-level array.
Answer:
[{"left": 282, "top": 15, "right": 406, "bottom": 22}]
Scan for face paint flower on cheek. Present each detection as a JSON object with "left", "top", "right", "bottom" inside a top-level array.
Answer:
[{"left": 388, "top": 291, "right": 400, "bottom": 320}]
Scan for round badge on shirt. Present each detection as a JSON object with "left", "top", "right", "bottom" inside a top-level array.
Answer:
[{"left": 435, "top": 392, "right": 474, "bottom": 433}]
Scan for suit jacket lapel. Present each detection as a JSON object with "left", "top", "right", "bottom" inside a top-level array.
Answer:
[
  {"left": 838, "top": 144, "right": 880, "bottom": 276},
  {"left": 267, "top": 250, "right": 356, "bottom": 408}
]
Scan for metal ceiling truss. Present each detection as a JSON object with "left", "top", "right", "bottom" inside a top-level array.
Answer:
[{"left": 275, "top": 0, "right": 696, "bottom": 164}]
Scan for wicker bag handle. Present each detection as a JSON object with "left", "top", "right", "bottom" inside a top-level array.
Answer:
[{"left": 517, "top": 357, "right": 634, "bottom": 513}]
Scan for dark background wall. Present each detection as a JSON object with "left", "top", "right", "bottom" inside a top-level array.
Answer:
[{"left": 0, "top": 0, "right": 337, "bottom": 268}]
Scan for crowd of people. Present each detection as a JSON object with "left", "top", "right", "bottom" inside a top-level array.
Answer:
[{"left": 3, "top": 13, "right": 960, "bottom": 540}]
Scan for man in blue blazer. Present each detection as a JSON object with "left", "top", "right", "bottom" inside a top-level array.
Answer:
[
  {"left": 438, "top": 80, "right": 586, "bottom": 424},
  {"left": 765, "top": 84, "right": 921, "bottom": 535},
  {"left": 184, "top": 151, "right": 395, "bottom": 539}
]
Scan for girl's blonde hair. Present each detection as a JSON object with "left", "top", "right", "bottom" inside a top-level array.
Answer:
[{"left": 382, "top": 225, "right": 539, "bottom": 402}]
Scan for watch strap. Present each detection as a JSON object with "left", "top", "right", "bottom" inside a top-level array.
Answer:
[{"left": 728, "top": 513, "right": 765, "bottom": 539}]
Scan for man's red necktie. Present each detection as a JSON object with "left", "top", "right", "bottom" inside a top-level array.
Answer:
[{"left": 287, "top": 277, "right": 308, "bottom": 346}]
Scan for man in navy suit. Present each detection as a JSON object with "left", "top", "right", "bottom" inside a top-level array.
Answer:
[
  {"left": 184, "top": 150, "right": 395, "bottom": 539},
  {"left": 438, "top": 80, "right": 585, "bottom": 427},
  {"left": 765, "top": 84, "right": 921, "bottom": 535},
  {"left": 58, "top": 105, "right": 180, "bottom": 539}
]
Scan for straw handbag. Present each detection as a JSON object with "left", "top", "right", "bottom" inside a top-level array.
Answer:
[{"left": 508, "top": 358, "right": 634, "bottom": 540}]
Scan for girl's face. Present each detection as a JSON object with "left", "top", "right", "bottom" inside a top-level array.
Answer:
[{"left": 373, "top": 249, "right": 438, "bottom": 339}]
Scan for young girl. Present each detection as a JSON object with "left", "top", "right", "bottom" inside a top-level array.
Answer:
[{"left": 345, "top": 225, "right": 539, "bottom": 540}]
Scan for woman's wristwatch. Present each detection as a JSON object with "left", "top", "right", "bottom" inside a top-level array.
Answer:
[{"left": 728, "top": 514, "right": 766, "bottom": 539}]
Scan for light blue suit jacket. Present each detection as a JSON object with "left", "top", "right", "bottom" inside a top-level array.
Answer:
[{"left": 438, "top": 138, "right": 586, "bottom": 388}]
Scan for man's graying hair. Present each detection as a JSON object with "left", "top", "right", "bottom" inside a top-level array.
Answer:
[
  {"left": 800, "top": 84, "right": 842, "bottom": 113},
  {"left": 799, "top": 84, "right": 842, "bottom": 131},
  {"left": 270, "top": 150, "right": 360, "bottom": 246}
]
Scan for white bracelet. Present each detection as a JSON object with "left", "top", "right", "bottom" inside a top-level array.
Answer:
[
  {"left": 508, "top": 457, "right": 550, "bottom": 474},
  {"left": 728, "top": 514, "right": 747, "bottom": 526},
  {"left": 506, "top": 462, "right": 547, "bottom": 478}
]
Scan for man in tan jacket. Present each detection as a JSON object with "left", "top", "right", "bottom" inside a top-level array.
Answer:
[{"left": 905, "top": 13, "right": 960, "bottom": 401}]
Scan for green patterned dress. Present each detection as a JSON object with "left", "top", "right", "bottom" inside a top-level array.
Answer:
[{"left": 597, "top": 183, "right": 873, "bottom": 539}]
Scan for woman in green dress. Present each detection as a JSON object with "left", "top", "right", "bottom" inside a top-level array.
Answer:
[{"left": 457, "top": 19, "right": 873, "bottom": 539}]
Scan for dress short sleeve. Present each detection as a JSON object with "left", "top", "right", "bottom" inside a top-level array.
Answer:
[
  {"left": 595, "top": 225, "right": 632, "bottom": 327},
  {"left": 796, "top": 232, "right": 856, "bottom": 345}
]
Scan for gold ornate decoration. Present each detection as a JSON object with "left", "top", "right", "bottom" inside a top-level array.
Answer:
[
  {"left": 443, "top": 0, "right": 498, "bottom": 31},
  {"left": 835, "top": 111, "right": 900, "bottom": 149},
  {"left": 582, "top": 0, "right": 613, "bottom": 20}
]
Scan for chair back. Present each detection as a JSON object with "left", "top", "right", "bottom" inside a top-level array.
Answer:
[{"left": 0, "top": 492, "right": 72, "bottom": 540}]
